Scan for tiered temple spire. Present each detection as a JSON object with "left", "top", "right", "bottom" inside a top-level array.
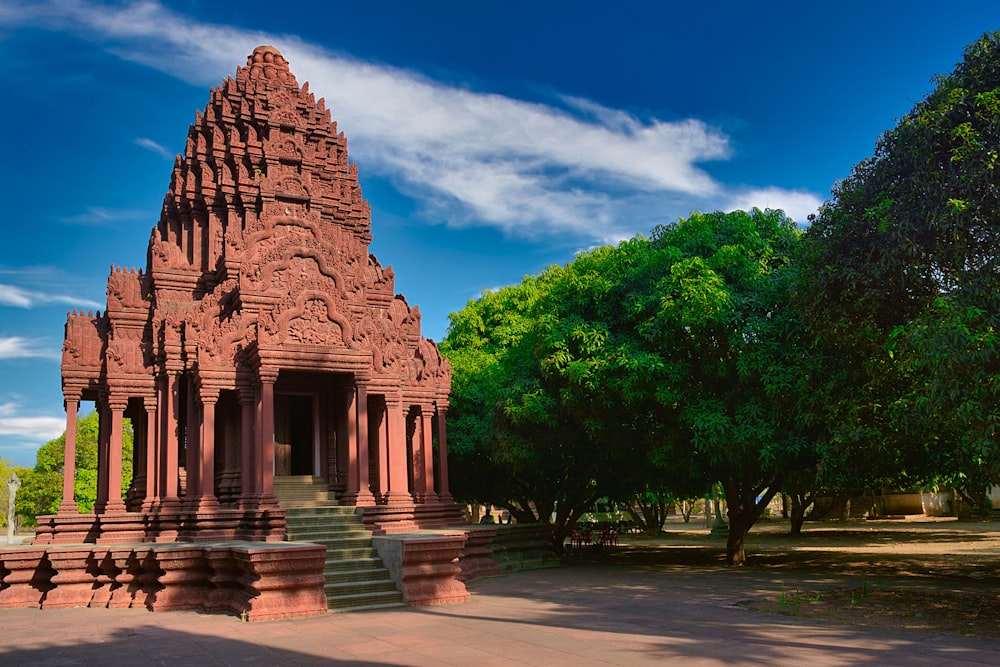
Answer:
[{"left": 39, "top": 46, "right": 458, "bottom": 545}]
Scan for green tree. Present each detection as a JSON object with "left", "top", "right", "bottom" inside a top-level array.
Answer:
[
  {"left": 445, "top": 209, "right": 810, "bottom": 564},
  {"left": 635, "top": 210, "right": 810, "bottom": 564},
  {"left": 443, "top": 274, "right": 623, "bottom": 550},
  {"left": 16, "top": 410, "right": 133, "bottom": 524},
  {"left": 800, "top": 31, "right": 1000, "bottom": 500}
]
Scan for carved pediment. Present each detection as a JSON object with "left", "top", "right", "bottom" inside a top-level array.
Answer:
[
  {"left": 241, "top": 225, "right": 351, "bottom": 304},
  {"left": 270, "top": 108, "right": 301, "bottom": 130},
  {"left": 273, "top": 174, "right": 310, "bottom": 202},
  {"left": 414, "top": 338, "right": 449, "bottom": 384},
  {"left": 273, "top": 135, "right": 305, "bottom": 162},
  {"left": 262, "top": 292, "right": 353, "bottom": 348}
]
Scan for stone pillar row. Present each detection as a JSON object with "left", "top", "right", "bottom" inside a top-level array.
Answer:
[{"left": 55, "top": 372, "right": 454, "bottom": 525}]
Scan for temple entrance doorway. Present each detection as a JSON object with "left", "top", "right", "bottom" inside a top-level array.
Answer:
[{"left": 274, "top": 394, "right": 316, "bottom": 476}]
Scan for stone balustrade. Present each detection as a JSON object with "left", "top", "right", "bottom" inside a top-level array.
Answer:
[{"left": 372, "top": 533, "right": 471, "bottom": 606}]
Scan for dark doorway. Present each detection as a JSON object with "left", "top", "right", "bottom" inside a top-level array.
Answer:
[{"left": 274, "top": 394, "right": 314, "bottom": 476}]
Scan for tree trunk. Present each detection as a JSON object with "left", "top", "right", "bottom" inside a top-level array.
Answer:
[
  {"left": 726, "top": 517, "right": 748, "bottom": 566},
  {"left": 722, "top": 473, "right": 783, "bottom": 566},
  {"left": 789, "top": 493, "right": 810, "bottom": 535},
  {"left": 681, "top": 499, "right": 693, "bottom": 523}
]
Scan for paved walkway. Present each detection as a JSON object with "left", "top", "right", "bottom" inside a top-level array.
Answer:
[{"left": 1, "top": 562, "right": 998, "bottom": 666}]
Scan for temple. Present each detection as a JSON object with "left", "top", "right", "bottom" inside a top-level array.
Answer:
[{"left": 36, "top": 45, "right": 460, "bottom": 545}]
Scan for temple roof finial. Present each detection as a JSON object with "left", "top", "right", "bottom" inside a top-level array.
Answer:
[{"left": 246, "top": 45, "right": 294, "bottom": 83}]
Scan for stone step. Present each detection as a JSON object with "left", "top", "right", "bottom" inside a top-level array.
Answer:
[
  {"left": 285, "top": 514, "right": 362, "bottom": 526},
  {"left": 285, "top": 505, "right": 358, "bottom": 524},
  {"left": 287, "top": 529, "right": 372, "bottom": 542},
  {"left": 278, "top": 491, "right": 335, "bottom": 497},
  {"left": 279, "top": 491, "right": 335, "bottom": 496},
  {"left": 328, "top": 600, "right": 407, "bottom": 613},
  {"left": 286, "top": 514, "right": 358, "bottom": 523},
  {"left": 274, "top": 476, "right": 338, "bottom": 509},
  {"left": 325, "top": 568, "right": 393, "bottom": 585},
  {"left": 286, "top": 507, "right": 364, "bottom": 526},
  {"left": 284, "top": 498, "right": 405, "bottom": 612},
  {"left": 286, "top": 519, "right": 368, "bottom": 531},
  {"left": 291, "top": 536, "right": 376, "bottom": 551},
  {"left": 285, "top": 508, "right": 358, "bottom": 518},
  {"left": 323, "top": 556, "right": 385, "bottom": 572},
  {"left": 273, "top": 475, "right": 328, "bottom": 486},
  {"left": 292, "top": 538, "right": 375, "bottom": 551},
  {"left": 327, "top": 590, "right": 406, "bottom": 611},
  {"left": 325, "top": 579, "right": 398, "bottom": 598},
  {"left": 324, "top": 547, "right": 380, "bottom": 560}
]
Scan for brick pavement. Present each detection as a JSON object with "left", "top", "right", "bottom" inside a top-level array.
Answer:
[{"left": 1, "top": 562, "right": 998, "bottom": 666}]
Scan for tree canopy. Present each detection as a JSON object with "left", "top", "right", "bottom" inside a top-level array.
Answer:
[
  {"left": 443, "top": 208, "right": 810, "bottom": 563},
  {"left": 799, "top": 30, "right": 1000, "bottom": 506}
]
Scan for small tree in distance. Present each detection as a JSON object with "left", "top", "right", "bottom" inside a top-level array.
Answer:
[{"left": 16, "top": 411, "right": 133, "bottom": 525}]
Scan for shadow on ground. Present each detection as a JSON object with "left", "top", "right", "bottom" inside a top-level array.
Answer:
[{"left": 3, "top": 518, "right": 1000, "bottom": 666}]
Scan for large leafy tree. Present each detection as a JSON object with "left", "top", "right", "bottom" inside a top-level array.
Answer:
[
  {"left": 445, "top": 208, "right": 810, "bottom": 564},
  {"left": 16, "top": 410, "right": 133, "bottom": 523},
  {"left": 800, "top": 31, "right": 1000, "bottom": 501},
  {"left": 634, "top": 209, "right": 810, "bottom": 564},
  {"left": 442, "top": 274, "right": 622, "bottom": 549},
  {"left": 443, "top": 248, "right": 700, "bottom": 549}
]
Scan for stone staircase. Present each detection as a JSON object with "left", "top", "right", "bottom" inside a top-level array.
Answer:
[
  {"left": 273, "top": 475, "right": 337, "bottom": 507},
  {"left": 277, "top": 476, "right": 405, "bottom": 612}
]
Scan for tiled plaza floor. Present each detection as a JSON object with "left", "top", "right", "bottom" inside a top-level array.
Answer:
[{"left": 2, "top": 561, "right": 998, "bottom": 666}]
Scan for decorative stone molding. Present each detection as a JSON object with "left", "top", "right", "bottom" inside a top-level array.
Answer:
[
  {"left": 0, "top": 543, "right": 328, "bottom": 621},
  {"left": 372, "top": 533, "right": 470, "bottom": 606}
]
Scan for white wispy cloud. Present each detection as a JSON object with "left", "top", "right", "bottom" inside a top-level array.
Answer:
[
  {"left": 0, "top": 337, "right": 61, "bottom": 361},
  {"left": 2, "top": 0, "right": 822, "bottom": 242},
  {"left": 135, "top": 137, "right": 175, "bottom": 159},
  {"left": 0, "top": 402, "right": 65, "bottom": 441},
  {"left": 0, "top": 284, "right": 103, "bottom": 310},
  {"left": 0, "top": 285, "right": 32, "bottom": 308},
  {"left": 55, "top": 205, "right": 149, "bottom": 226}
]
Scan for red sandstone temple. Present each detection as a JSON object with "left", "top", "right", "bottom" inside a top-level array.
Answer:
[{"left": 38, "top": 45, "right": 460, "bottom": 545}]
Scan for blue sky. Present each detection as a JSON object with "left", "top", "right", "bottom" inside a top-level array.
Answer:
[{"left": 0, "top": 0, "right": 997, "bottom": 466}]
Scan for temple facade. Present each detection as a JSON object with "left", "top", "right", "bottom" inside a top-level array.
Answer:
[{"left": 37, "top": 46, "right": 458, "bottom": 544}]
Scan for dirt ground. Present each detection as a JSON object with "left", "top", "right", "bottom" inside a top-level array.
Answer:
[{"left": 579, "top": 515, "right": 1000, "bottom": 639}]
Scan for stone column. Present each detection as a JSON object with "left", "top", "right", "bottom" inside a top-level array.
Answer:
[
  {"left": 142, "top": 396, "right": 157, "bottom": 511},
  {"left": 340, "top": 382, "right": 374, "bottom": 506},
  {"left": 238, "top": 384, "right": 258, "bottom": 508},
  {"left": 95, "top": 396, "right": 110, "bottom": 510},
  {"left": 356, "top": 383, "right": 373, "bottom": 505},
  {"left": 218, "top": 393, "right": 242, "bottom": 505},
  {"left": 342, "top": 389, "right": 358, "bottom": 500},
  {"left": 184, "top": 375, "right": 200, "bottom": 507},
  {"left": 257, "top": 370, "right": 279, "bottom": 508},
  {"left": 385, "top": 399, "right": 412, "bottom": 505},
  {"left": 373, "top": 400, "right": 389, "bottom": 502},
  {"left": 436, "top": 406, "right": 452, "bottom": 502},
  {"left": 416, "top": 410, "right": 437, "bottom": 503},
  {"left": 58, "top": 397, "right": 79, "bottom": 514},
  {"left": 96, "top": 396, "right": 127, "bottom": 514},
  {"left": 329, "top": 392, "right": 346, "bottom": 495},
  {"left": 191, "top": 386, "right": 220, "bottom": 512},
  {"left": 159, "top": 371, "right": 181, "bottom": 511},
  {"left": 128, "top": 399, "right": 146, "bottom": 511}
]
